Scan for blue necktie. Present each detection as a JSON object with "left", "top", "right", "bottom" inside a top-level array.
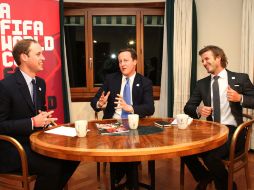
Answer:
[
  {"left": 32, "top": 79, "right": 37, "bottom": 114},
  {"left": 121, "top": 78, "right": 131, "bottom": 118}
]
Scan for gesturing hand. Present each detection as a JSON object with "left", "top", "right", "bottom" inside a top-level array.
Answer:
[
  {"left": 198, "top": 106, "right": 213, "bottom": 117},
  {"left": 114, "top": 94, "right": 133, "bottom": 113},
  {"left": 227, "top": 86, "right": 242, "bottom": 102},
  {"left": 98, "top": 91, "right": 110, "bottom": 108}
]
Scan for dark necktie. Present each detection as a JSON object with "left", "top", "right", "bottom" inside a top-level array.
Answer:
[
  {"left": 212, "top": 76, "right": 220, "bottom": 122},
  {"left": 121, "top": 78, "right": 131, "bottom": 119},
  {"left": 32, "top": 79, "right": 37, "bottom": 114}
]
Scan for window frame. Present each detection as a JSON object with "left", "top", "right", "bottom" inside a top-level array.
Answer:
[{"left": 64, "top": 3, "right": 165, "bottom": 102}]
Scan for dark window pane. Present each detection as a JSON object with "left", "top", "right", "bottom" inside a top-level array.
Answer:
[
  {"left": 144, "top": 15, "right": 164, "bottom": 86},
  {"left": 64, "top": 16, "right": 86, "bottom": 88},
  {"left": 92, "top": 16, "right": 136, "bottom": 87}
]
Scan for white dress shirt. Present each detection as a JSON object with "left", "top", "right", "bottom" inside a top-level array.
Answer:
[
  {"left": 113, "top": 73, "right": 136, "bottom": 119},
  {"left": 211, "top": 69, "right": 237, "bottom": 126}
]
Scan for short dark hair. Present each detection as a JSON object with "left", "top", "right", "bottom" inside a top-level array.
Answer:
[
  {"left": 118, "top": 48, "right": 137, "bottom": 60},
  {"left": 199, "top": 45, "right": 228, "bottom": 68},
  {"left": 12, "top": 39, "right": 38, "bottom": 66}
]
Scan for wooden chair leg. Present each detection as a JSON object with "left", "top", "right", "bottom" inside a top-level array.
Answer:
[
  {"left": 103, "top": 162, "right": 107, "bottom": 173},
  {"left": 227, "top": 165, "right": 233, "bottom": 190},
  {"left": 245, "top": 163, "right": 251, "bottom": 189},
  {"left": 180, "top": 158, "right": 184, "bottom": 190},
  {"left": 97, "top": 162, "right": 101, "bottom": 185}
]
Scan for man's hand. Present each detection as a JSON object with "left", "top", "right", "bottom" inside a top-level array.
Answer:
[
  {"left": 33, "top": 110, "right": 58, "bottom": 127},
  {"left": 227, "top": 85, "right": 242, "bottom": 102},
  {"left": 114, "top": 94, "right": 133, "bottom": 113},
  {"left": 98, "top": 91, "right": 110, "bottom": 108},
  {"left": 198, "top": 106, "right": 213, "bottom": 117}
]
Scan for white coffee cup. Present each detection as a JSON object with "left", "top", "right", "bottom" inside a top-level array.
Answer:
[
  {"left": 75, "top": 120, "right": 88, "bottom": 137},
  {"left": 176, "top": 114, "right": 192, "bottom": 129},
  {"left": 128, "top": 114, "right": 139, "bottom": 130}
]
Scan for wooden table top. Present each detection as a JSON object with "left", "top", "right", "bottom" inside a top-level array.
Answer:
[{"left": 30, "top": 118, "right": 228, "bottom": 162}]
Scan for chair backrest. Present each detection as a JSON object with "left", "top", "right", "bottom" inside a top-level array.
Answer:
[
  {"left": 228, "top": 114, "right": 254, "bottom": 162},
  {"left": 0, "top": 135, "right": 36, "bottom": 190}
]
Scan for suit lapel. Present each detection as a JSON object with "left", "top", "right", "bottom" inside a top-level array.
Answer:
[
  {"left": 15, "top": 70, "right": 35, "bottom": 113},
  {"left": 132, "top": 74, "right": 141, "bottom": 105},
  {"left": 227, "top": 70, "right": 235, "bottom": 88},
  {"left": 204, "top": 76, "right": 211, "bottom": 106},
  {"left": 115, "top": 73, "right": 122, "bottom": 94}
]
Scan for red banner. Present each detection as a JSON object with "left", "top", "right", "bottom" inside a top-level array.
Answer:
[{"left": 0, "top": 0, "right": 65, "bottom": 123}]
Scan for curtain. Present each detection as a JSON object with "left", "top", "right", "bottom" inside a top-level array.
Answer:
[
  {"left": 158, "top": 6, "right": 169, "bottom": 117},
  {"left": 241, "top": 0, "right": 254, "bottom": 81},
  {"left": 166, "top": 0, "right": 175, "bottom": 117},
  {"left": 190, "top": 1, "right": 197, "bottom": 96},
  {"left": 173, "top": 0, "right": 194, "bottom": 116},
  {"left": 158, "top": 0, "right": 197, "bottom": 117},
  {"left": 60, "top": 0, "right": 71, "bottom": 122},
  {"left": 241, "top": 0, "right": 254, "bottom": 148}
]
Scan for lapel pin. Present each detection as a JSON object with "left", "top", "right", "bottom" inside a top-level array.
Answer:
[
  {"left": 136, "top": 84, "right": 140, "bottom": 87},
  {"left": 39, "top": 87, "right": 42, "bottom": 91},
  {"left": 232, "top": 77, "right": 235, "bottom": 79}
]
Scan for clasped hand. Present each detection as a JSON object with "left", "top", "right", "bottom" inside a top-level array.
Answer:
[{"left": 33, "top": 110, "right": 58, "bottom": 128}]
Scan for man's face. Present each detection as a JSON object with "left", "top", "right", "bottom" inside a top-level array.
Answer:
[
  {"left": 200, "top": 50, "right": 221, "bottom": 75},
  {"left": 118, "top": 51, "right": 137, "bottom": 77},
  {"left": 24, "top": 42, "right": 45, "bottom": 73}
]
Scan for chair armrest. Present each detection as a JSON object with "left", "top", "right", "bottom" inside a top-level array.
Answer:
[{"left": 0, "top": 135, "right": 30, "bottom": 178}]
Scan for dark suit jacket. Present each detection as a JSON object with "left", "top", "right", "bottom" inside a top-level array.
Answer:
[
  {"left": 0, "top": 69, "right": 46, "bottom": 172},
  {"left": 184, "top": 70, "right": 254, "bottom": 125},
  {"left": 91, "top": 72, "right": 155, "bottom": 119}
]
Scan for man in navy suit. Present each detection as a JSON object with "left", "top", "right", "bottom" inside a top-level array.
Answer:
[
  {"left": 183, "top": 45, "right": 254, "bottom": 190},
  {"left": 91, "top": 48, "right": 155, "bottom": 189},
  {"left": 0, "top": 39, "right": 79, "bottom": 190}
]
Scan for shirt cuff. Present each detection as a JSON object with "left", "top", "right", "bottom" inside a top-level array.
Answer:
[
  {"left": 196, "top": 107, "right": 201, "bottom": 118},
  {"left": 31, "top": 118, "right": 34, "bottom": 130}
]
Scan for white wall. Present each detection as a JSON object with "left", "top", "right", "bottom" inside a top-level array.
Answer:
[
  {"left": 69, "top": 0, "right": 243, "bottom": 122},
  {"left": 196, "top": 0, "right": 243, "bottom": 79}
]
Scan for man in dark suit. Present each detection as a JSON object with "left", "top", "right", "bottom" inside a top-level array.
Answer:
[
  {"left": 91, "top": 48, "right": 155, "bottom": 189},
  {"left": 183, "top": 45, "right": 254, "bottom": 190},
  {"left": 0, "top": 39, "right": 79, "bottom": 190}
]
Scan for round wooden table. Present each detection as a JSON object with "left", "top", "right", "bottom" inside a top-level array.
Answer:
[{"left": 30, "top": 118, "right": 228, "bottom": 162}]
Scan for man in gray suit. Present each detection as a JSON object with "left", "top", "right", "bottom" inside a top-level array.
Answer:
[{"left": 183, "top": 45, "right": 254, "bottom": 190}]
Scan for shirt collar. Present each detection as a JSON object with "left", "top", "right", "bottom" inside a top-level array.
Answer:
[
  {"left": 122, "top": 72, "right": 136, "bottom": 82},
  {"left": 20, "top": 69, "right": 35, "bottom": 85},
  {"left": 211, "top": 69, "right": 227, "bottom": 80}
]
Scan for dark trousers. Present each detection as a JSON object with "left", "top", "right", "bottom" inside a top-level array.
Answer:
[
  {"left": 182, "top": 125, "right": 246, "bottom": 190},
  {"left": 110, "top": 162, "right": 139, "bottom": 189},
  {"left": 26, "top": 146, "right": 80, "bottom": 190}
]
